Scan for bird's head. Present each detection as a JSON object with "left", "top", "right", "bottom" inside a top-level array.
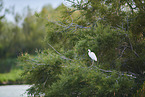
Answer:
[{"left": 88, "top": 49, "right": 90, "bottom": 52}]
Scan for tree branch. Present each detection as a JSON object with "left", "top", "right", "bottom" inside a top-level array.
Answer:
[
  {"left": 128, "top": 36, "right": 140, "bottom": 57},
  {"left": 119, "top": 46, "right": 127, "bottom": 58},
  {"left": 43, "top": 76, "right": 49, "bottom": 87},
  {"left": 47, "top": 42, "right": 73, "bottom": 61},
  {"left": 61, "top": 65, "right": 137, "bottom": 78},
  {"left": 93, "top": 66, "right": 137, "bottom": 78}
]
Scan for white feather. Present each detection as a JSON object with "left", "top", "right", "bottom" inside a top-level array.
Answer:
[{"left": 88, "top": 49, "right": 97, "bottom": 61}]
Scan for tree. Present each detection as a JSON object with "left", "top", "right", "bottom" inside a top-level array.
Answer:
[{"left": 19, "top": 1, "right": 145, "bottom": 96}]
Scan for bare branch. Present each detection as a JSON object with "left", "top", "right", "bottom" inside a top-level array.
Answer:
[
  {"left": 119, "top": 46, "right": 127, "bottom": 58},
  {"left": 43, "top": 76, "right": 49, "bottom": 87},
  {"left": 47, "top": 43, "right": 73, "bottom": 61},
  {"left": 128, "top": 36, "right": 140, "bottom": 57},
  {"left": 93, "top": 66, "right": 137, "bottom": 78}
]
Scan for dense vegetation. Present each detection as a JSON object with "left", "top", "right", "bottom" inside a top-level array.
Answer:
[{"left": 1, "top": 0, "right": 145, "bottom": 96}]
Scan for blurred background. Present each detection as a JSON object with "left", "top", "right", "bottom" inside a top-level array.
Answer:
[{"left": 0, "top": 0, "right": 65, "bottom": 84}]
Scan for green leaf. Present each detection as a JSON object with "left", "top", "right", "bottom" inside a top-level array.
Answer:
[{"left": 34, "top": 12, "right": 40, "bottom": 17}]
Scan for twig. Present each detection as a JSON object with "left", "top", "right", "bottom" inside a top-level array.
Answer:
[
  {"left": 47, "top": 43, "right": 73, "bottom": 61},
  {"left": 47, "top": 43, "right": 62, "bottom": 56},
  {"left": 128, "top": 36, "right": 140, "bottom": 57},
  {"left": 40, "top": 17, "right": 90, "bottom": 31},
  {"left": 43, "top": 76, "right": 49, "bottom": 87},
  {"left": 119, "top": 46, "right": 127, "bottom": 58}
]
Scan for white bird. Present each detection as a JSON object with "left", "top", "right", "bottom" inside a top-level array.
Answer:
[{"left": 88, "top": 49, "right": 97, "bottom": 67}]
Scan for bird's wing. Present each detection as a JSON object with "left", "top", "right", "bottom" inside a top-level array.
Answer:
[{"left": 91, "top": 52, "right": 97, "bottom": 61}]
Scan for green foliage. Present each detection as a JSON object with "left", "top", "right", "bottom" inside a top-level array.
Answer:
[
  {"left": 19, "top": 51, "right": 135, "bottom": 96},
  {"left": 34, "top": 12, "right": 40, "bottom": 17},
  {"left": 0, "top": 69, "right": 23, "bottom": 84},
  {"left": 18, "top": 51, "right": 63, "bottom": 95},
  {"left": 18, "top": 1, "right": 145, "bottom": 97},
  {"left": 46, "top": 64, "right": 134, "bottom": 97}
]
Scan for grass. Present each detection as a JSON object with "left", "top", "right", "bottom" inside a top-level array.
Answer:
[{"left": 0, "top": 69, "right": 23, "bottom": 84}]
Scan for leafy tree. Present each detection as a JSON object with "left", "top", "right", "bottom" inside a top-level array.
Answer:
[{"left": 19, "top": 1, "right": 145, "bottom": 97}]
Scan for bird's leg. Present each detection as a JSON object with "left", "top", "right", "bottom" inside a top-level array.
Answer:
[{"left": 90, "top": 60, "right": 94, "bottom": 67}]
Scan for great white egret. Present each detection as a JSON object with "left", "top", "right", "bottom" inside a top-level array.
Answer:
[{"left": 88, "top": 49, "right": 97, "bottom": 67}]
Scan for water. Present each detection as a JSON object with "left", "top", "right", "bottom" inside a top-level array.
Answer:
[{"left": 0, "top": 85, "right": 30, "bottom": 97}]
